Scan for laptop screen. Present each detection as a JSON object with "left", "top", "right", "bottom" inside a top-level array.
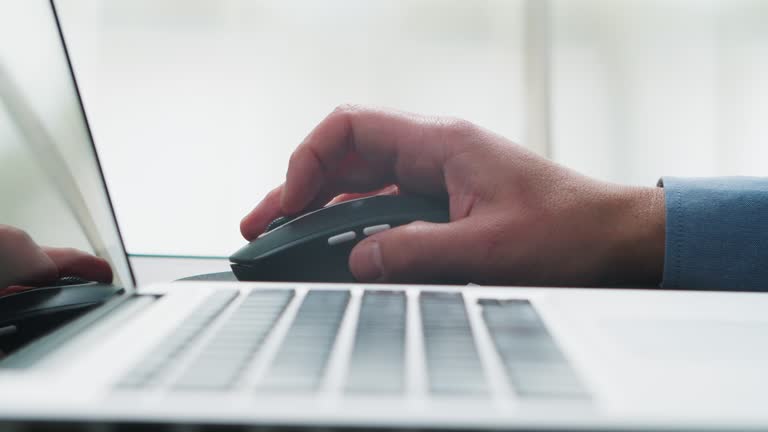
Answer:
[{"left": 0, "top": 1, "right": 135, "bottom": 292}]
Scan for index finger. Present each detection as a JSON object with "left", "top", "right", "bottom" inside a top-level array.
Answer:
[
  {"left": 281, "top": 105, "right": 471, "bottom": 214},
  {"left": 43, "top": 247, "right": 113, "bottom": 284}
]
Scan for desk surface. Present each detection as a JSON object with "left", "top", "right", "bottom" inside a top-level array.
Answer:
[{"left": 129, "top": 256, "right": 231, "bottom": 287}]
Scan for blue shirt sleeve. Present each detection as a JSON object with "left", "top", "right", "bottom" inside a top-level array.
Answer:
[{"left": 659, "top": 176, "right": 768, "bottom": 291}]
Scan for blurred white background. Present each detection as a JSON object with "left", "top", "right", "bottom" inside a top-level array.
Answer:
[{"left": 52, "top": 0, "right": 768, "bottom": 257}]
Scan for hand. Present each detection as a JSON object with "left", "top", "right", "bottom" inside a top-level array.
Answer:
[
  {"left": 240, "top": 106, "right": 666, "bottom": 286},
  {"left": 0, "top": 224, "right": 112, "bottom": 294}
]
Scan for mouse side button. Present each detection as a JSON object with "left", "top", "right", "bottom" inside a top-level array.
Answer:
[
  {"left": 363, "top": 224, "right": 391, "bottom": 236},
  {"left": 327, "top": 231, "right": 357, "bottom": 246}
]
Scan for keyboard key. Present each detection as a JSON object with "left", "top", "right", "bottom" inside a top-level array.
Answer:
[
  {"left": 116, "top": 289, "right": 237, "bottom": 389},
  {"left": 480, "top": 299, "right": 589, "bottom": 400},
  {"left": 421, "top": 292, "right": 487, "bottom": 395},
  {"left": 174, "top": 290, "right": 294, "bottom": 390},
  {"left": 258, "top": 290, "right": 350, "bottom": 392},
  {"left": 346, "top": 291, "right": 406, "bottom": 394},
  {"left": 505, "top": 363, "right": 587, "bottom": 398}
]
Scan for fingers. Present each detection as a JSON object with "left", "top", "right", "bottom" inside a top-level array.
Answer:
[
  {"left": 281, "top": 105, "right": 473, "bottom": 215},
  {"left": 242, "top": 106, "right": 480, "bottom": 240},
  {"left": 240, "top": 185, "right": 285, "bottom": 240},
  {"left": 326, "top": 185, "right": 399, "bottom": 206},
  {"left": 348, "top": 219, "right": 481, "bottom": 284},
  {"left": 0, "top": 225, "right": 113, "bottom": 289},
  {"left": 0, "top": 224, "right": 57, "bottom": 288},
  {"left": 43, "top": 247, "right": 113, "bottom": 284},
  {"left": 240, "top": 184, "right": 343, "bottom": 240},
  {"left": 0, "top": 286, "right": 29, "bottom": 297},
  {"left": 240, "top": 183, "right": 400, "bottom": 241}
]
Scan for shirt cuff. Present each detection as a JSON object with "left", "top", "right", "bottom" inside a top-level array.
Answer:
[{"left": 658, "top": 176, "right": 768, "bottom": 291}]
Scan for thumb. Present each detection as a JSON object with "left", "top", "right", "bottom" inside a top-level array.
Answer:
[{"left": 349, "top": 220, "right": 479, "bottom": 283}]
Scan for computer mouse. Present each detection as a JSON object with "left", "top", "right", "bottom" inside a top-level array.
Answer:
[
  {"left": 230, "top": 194, "right": 450, "bottom": 282},
  {"left": 0, "top": 280, "right": 122, "bottom": 333}
]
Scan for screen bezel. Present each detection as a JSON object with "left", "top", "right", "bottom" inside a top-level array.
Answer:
[{"left": 48, "top": 0, "right": 138, "bottom": 291}]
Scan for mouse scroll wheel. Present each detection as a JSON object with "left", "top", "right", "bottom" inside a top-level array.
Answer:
[
  {"left": 266, "top": 216, "right": 294, "bottom": 232},
  {"left": 55, "top": 276, "right": 93, "bottom": 286}
]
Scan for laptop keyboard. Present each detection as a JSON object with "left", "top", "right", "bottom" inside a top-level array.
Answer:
[
  {"left": 346, "top": 291, "right": 407, "bottom": 394},
  {"left": 480, "top": 299, "right": 589, "bottom": 399},
  {"left": 421, "top": 292, "right": 487, "bottom": 395},
  {"left": 257, "top": 290, "right": 349, "bottom": 391},
  {"left": 116, "top": 290, "right": 237, "bottom": 388},
  {"left": 174, "top": 290, "right": 293, "bottom": 390},
  {"left": 116, "top": 288, "right": 588, "bottom": 400}
]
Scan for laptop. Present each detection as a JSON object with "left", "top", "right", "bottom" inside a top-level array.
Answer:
[{"left": 1, "top": 1, "right": 768, "bottom": 430}]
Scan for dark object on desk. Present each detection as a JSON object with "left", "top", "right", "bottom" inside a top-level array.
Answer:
[
  {"left": 230, "top": 194, "right": 450, "bottom": 282},
  {"left": 0, "top": 280, "right": 121, "bottom": 350}
]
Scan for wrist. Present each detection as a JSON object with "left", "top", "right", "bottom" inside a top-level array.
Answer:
[{"left": 602, "top": 184, "right": 666, "bottom": 286}]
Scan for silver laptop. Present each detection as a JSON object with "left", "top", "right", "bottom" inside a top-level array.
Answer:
[{"left": 1, "top": 1, "right": 768, "bottom": 430}]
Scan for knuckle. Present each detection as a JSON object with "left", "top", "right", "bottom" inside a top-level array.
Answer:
[
  {"left": 432, "top": 117, "right": 482, "bottom": 157},
  {"left": 332, "top": 103, "right": 361, "bottom": 115},
  {"left": 287, "top": 148, "right": 300, "bottom": 166},
  {"left": 60, "top": 247, "right": 82, "bottom": 257},
  {"left": 0, "top": 224, "right": 32, "bottom": 244},
  {"left": 330, "top": 103, "right": 361, "bottom": 122},
  {"left": 438, "top": 116, "right": 478, "bottom": 140},
  {"left": 406, "top": 220, "right": 432, "bottom": 232},
  {"left": 287, "top": 146, "right": 309, "bottom": 172},
  {"left": 388, "top": 222, "right": 431, "bottom": 263}
]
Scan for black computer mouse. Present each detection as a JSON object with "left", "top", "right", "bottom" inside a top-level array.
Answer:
[
  {"left": 0, "top": 278, "right": 122, "bottom": 331},
  {"left": 230, "top": 194, "right": 450, "bottom": 282}
]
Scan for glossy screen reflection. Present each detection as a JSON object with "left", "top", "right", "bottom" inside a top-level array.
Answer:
[{"left": 0, "top": 1, "right": 132, "bottom": 292}]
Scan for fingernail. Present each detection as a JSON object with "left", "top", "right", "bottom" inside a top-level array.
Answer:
[{"left": 352, "top": 240, "right": 383, "bottom": 282}]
